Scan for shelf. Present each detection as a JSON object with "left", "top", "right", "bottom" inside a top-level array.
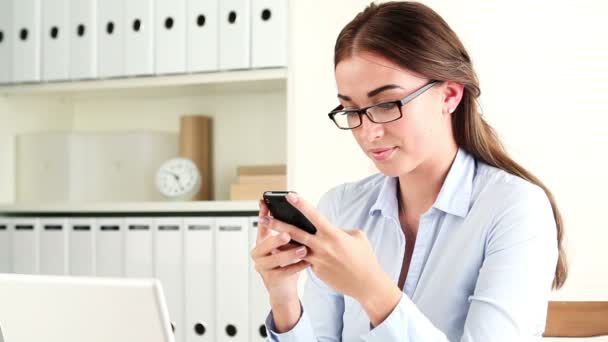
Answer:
[
  {"left": 0, "top": 68, "right": 287, "bottom": 98},
  {"left": 0, "top": 201, "right": 259, "bottom": 216}
]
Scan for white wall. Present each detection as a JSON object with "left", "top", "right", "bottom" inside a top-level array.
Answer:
[
  {"left": 427, "top": 0, "right": 608, "bottom": 303},
  {"left": 289, "top": 0, "right": 608, "bottom": 329},
  {"left": 287, "top": 0, "right": 375, "bottom": 199}
]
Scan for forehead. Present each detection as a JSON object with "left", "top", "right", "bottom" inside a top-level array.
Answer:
[{"left": 335, "top": 52, "right": 423, "bottom": 94}]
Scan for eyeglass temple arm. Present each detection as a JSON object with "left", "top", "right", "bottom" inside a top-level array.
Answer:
[{"left": 399, "top": 80, "right": 439, "bottom": 106}]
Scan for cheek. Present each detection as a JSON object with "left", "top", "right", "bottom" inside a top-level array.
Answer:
[
  {"left": 391, "top": 113, "right": 431, "bottom": 151},
  {"left": 351, "top": 130, "right": 365, "bottom": 149},
  {"left": 410, "top": 101, "right": 443, "bottom": 137},
  {"left": 392, "top": 109, "right": 443, "bottom": 163}
]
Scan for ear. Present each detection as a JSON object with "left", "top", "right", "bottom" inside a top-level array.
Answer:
[{"left": 440, "top": 81, "right": 465, "bottom": 115}]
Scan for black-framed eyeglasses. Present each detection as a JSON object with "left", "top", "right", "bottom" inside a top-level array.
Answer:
[{"left": 327, "top": 80, "right": 439, "bottom": 130}]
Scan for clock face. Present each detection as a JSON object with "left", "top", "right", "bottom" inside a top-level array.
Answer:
[{"left": 156, "top": 158, "right": 201, "bottom": 199}]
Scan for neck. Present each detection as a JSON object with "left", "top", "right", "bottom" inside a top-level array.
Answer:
[{"left": 398, "top": 142, "right": 458, "bottom": 216}]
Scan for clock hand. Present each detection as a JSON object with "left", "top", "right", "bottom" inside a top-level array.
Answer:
[{"left": 166, "top": 171, "right": 180, "bottom": 182}]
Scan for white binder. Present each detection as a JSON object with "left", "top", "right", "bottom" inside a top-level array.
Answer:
[
  {"left": 248, "top": 217, "right": 270, "bottom": 341},
  {"left": 39, "top": 218, "right": 69, "bottom": 275},
  {"left": 125, "top": 218, "right": 154, "bottom": 278},
  {"left": 0, "top": 0, "right": 13, "bottom": 84},
  {"left": 69, "top": 0, "right": 97, "bottom": 80},
  {"left": 251, "top": 0, "right": 287, "bottom": 68},
  {"left": 0, "top": 218, "right": 11, "bottom": 273},
  {"left": 154, "top": 217, "right": 184, "bottom": 342},
  {"left": 68, "top": 218, "right": 96, "bottom": 276},
  {"left": 125, "top": 0, "right": 154, "bottom": 76},
  {"left": 42, "top": 0, "right": 70, "bottom": 81},
  {"left": 12, "top": 0, "right": 41, "bottom": 83},
  {"left": 11, "top": 218, "right": 40, "bottom": 274},
  {"left": 218, "top": 0, "right": 251, "bottom": 70},
  {"left": 95, "top": 218, "right": 125, "bottom": 277},
  {"left": 186, "top": 0, "right": 218, "bottom": 72},
  {"left": 215, "top": 217, "right": 249, "bottom": 342},
  {"left": 97, "top": 0, "right": 124, "bottom": 78},
  {"left": 184, "top": 217, "right": 216, "bottom": 342},
  {"left": 155, "top": 0, "right": 186, "bottom": 74}
]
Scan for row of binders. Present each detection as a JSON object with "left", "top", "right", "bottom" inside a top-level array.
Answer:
[
  {"left": 0, "top": 215, "right": 269, "bottom": 342},
  {"left": 0, "top": 0, "right": 288, "bottom": 84}
]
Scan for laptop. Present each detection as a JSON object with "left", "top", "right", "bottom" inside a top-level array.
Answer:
[{"left": 0, "top": 273, "right": 175, "bottom": 342}]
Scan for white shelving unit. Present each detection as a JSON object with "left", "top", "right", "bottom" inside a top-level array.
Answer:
[
  {"left": 0, "top": 68, "right": 289, "bottom": 203},
  {"left": 0, "top": 0, "right": 374, "bottom": 207},
  {"left": 0, "top": 68, "right": 287, "bottom": 97},
  {"left": 0, "top": 201, "right": 259, "bottom": 215}
]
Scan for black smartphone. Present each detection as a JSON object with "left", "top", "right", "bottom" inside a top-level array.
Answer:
[{"left": 262, "top": 191, "right": 318, "bottom": 240}]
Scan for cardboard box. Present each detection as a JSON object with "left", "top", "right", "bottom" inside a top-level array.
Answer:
[
  {"left": 238, "top": 174, "right": 287, "bottom": 185},
  {"left": 238, "top": 164, "right": 286, "bottom": 176},
  {"left": 230, "top": 181, "right": 287, "bottom": 200}
]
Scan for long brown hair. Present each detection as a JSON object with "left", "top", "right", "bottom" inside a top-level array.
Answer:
[{"left": 335, "top": 1, "right": 567, "bottom": 289}]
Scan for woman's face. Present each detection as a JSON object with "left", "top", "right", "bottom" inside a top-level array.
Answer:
[{"left": 334, "top": 52, "right": 460, "bottom": 177}]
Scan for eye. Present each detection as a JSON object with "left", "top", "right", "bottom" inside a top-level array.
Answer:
[
  {"left": 376, "top": 102, "right": 398, "bottom": 110},
  {"left": 337, "top": 111, "right": 359, "bottom": 118}
]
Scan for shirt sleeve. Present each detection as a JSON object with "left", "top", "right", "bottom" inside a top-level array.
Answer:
[
  {"left": 460, "top": 184, "right": 558, "bottom": 340},
  {"left": 265, "top": 267, "right": 345, "bottom": 341},
  {"left": 265, "top": 185, "right": 347, "bottom": 341},
  {"left": 360, "top": 184, "right": 558, "bottom": 341}
]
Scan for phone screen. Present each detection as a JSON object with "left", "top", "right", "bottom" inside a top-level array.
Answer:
[{"left": 263, "top": 191, "right": 317, "bottom": 236}]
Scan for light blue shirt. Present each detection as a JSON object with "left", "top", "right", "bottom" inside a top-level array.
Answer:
[{"left": 265, "top": 147, "right": 558, "bottom": 341}]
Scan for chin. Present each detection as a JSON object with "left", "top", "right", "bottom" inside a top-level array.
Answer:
[{"left": 372, "top": 155, "right": 418, "bottom": 177}]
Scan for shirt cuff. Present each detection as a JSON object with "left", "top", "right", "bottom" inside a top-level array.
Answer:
[
  {"left": 362, "top": 294, "right": 448, "bottom": 341},
  {"left": 362, "top": 293, "right": 408, "bottom": 341},
  {"left": 265, "top": 302, "right": 316, "bottom": 342}
]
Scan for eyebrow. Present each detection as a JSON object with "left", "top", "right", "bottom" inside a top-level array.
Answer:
[{"left": 337, "top": 84, "right": 404, "bottom": 102}]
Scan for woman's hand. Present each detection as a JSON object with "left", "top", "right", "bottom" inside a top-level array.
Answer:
[
  {"left": 250, "top": 199, "right": 310, "bottom": 332},
  {"left": 259, "top": 192, "right": 402, "bottom": 327}
]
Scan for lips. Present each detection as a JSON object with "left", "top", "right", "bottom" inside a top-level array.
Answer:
[
  {"left": 369, "top": 147, "right": 394, "bottom": 153},
  {"left": 369, "top": 147, "right": 397, "bottom": 161}
]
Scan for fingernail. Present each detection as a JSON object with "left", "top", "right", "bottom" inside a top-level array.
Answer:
[
  {"left": 259, "top": 216, "right": 270, "bottom": 225},
  {"left": 296, "top": 247, "right": 307, "bottom": 257},
  {"left": 286, "top": 192, "right": 298, "bottom": 204}
]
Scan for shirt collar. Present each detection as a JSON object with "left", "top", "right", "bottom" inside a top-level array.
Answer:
[
  {"left": 369, "top": 147, "right": 476, "bottom": 219},
  {"left": 369, "top": 176, "right": 399, "bottom": 219},
  {"left": 433, "top": 147, "right": 476, "bottom": 218}
]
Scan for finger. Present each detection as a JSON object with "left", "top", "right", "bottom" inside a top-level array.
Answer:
[
  {"left": 261, "top": 216, "right": 318, "bottom": 249},
  {"left": 257, "top": 199, "right": 272, "bottom": 243},
  {"left": 256, "top": 245, "right": 308, "bottom": 270},
  {"left": 285, "top": 192, "right": 334, "bottom": 234},
  {"left": 275, "top": 243, "right": 297, "bottom": 252},
  {"left": 345, "top": 229, "right": 366, "bottom": 239},
  {"left": 251, "top": 232, "right": 291, "bottom": 258},
  {"left": 259, "top": 198, "right": 270, "bottom": 217},
  {"left": 272, "top": 260, "right": 310, "bottom": 277}
]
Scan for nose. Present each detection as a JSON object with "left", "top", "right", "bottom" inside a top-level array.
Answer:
[{"left": 358, "top": 113, "right": 384, "bottom": 142}]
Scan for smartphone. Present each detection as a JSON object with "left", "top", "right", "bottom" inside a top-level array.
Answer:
[{"left": 262, "top": 191, "right": 317, "bottom": 238}]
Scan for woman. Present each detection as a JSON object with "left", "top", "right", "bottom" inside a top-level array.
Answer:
[{"left": 251, "top": 2, "right": 567, "bottom": 341}]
